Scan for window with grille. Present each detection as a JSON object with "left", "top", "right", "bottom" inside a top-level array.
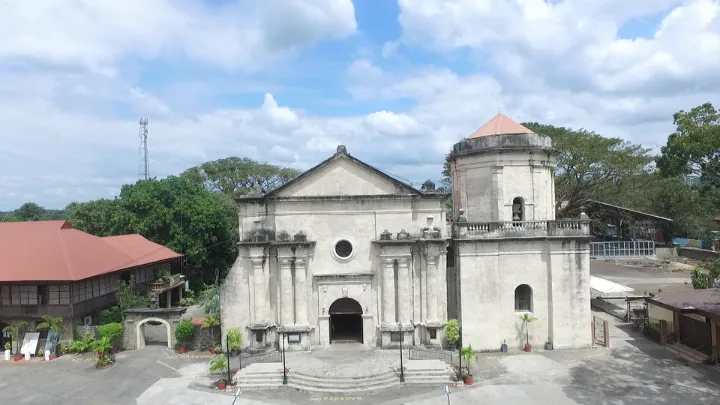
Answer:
[
  {"left": 334, "top": 240, "right": 353, "bottom": 258},
  {"left": 514, "top": 284, "right": 533, "bottom": 312},
  {"left": 11, "top": 286, "right": 38, "bottom": 305}
]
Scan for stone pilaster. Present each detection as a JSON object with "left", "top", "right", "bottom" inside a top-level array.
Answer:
[
  {"left": 397, "top": 257, "right": 411, "bottom": 325},
  {"left": 382, "top": 257, "right": 396, "bottom": 325},
  {"left": 295, "top": 257, "right": 308, "bottom": 325},
  {"left": 249, "top": 248, "right": 267, "bottom": 322},
  {"left": 491, "top": 166, "right": 504, "bottom": 221},
  {"left": 279, "top": 257, "right": 293, "bottom": 324},
  {"left": 426, "top": 254, "right": 438, "bottom": 322}
]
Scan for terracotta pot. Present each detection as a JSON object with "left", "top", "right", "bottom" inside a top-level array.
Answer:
[
  {"left": 13, "top": 355, "right": 23, "bottom": 361},
  {"left": 524, "top": 344, "right": 532, "bottom": 352},
  {"left": 217, "top": 380, "right": 227, "bottom": 390},
  {"left": 210, "top": 347, "right": 216, "bottom": 354},
  {"left": 49, "top": 354, "right": 57, "bottom": 360},
  {"left": 178, "top": 347, "right": 186, "bottom": 354},
  {"left": 463, "top": 375, "right": 473, "bottom": 385}
]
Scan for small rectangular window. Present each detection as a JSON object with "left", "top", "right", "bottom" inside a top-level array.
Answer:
[
  {"left": 390, "top": 332, "right": 401, "bottom": 342},
  {"left": 255, "top": 331, "right": 263, "bottom": 343},
  {"left": 429, "top": 328, "right": 437, "bottom": 339}
]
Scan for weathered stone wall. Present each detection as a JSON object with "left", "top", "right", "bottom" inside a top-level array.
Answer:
[
  {"left": 191, "top": 325, "right": 219, "bottom": 350},
  {"left": 122, "top": 308, "right": 187, "bottom": 350},
  {"left": 679, "top": 247, "right": 720, "bottom": 262}
]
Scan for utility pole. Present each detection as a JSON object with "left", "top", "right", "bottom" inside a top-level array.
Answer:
[{"left": 138, "top": 117, "right": 149, "bottom": 180}]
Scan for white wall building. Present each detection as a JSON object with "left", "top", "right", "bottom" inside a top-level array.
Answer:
[{"left": 221, "top": 114, "right": 592, "bottom": 352}]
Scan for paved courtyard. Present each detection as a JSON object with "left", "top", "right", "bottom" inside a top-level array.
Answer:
[{"left": 2, "top": 313, "right": 720, "bottom": 404}]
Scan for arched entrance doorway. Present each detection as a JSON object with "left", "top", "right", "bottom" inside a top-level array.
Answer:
[
  {"left": 136, "top": 317, "right": 172, "bottom": 350},
  {"left": 329, "top": 298, "right": 363, "bottom": 344}
]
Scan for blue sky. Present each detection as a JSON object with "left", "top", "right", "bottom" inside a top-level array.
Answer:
[{"left": 0, "top": 0, "right": 719, "bottom": 210}]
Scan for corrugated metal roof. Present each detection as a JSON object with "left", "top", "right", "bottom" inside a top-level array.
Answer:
[
  {"left": 0, "top": 220, "right": 182, "bottom": 282},
  {"left": 648, "top": 290, "right": 720, "bottom": 318},
  {"left": 468, "top": 113, "right": 535, "bottom": 138}
]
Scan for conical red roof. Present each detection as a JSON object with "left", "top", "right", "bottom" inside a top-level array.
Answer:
[{"left": 468, "top": 113, "right": 534, "bottom": 138}]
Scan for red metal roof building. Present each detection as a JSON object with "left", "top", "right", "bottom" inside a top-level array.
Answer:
[{"left": 0, "top": 220, "right": 182, "bottom": 340}]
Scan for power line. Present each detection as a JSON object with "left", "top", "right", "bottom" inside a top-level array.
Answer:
[{"left": 138, "top": 117, "right": 149, "bottom": 180}]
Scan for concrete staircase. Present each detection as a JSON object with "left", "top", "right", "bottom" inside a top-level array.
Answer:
[
  {"left": 402, "top": 360, "right": 454, "bottom": 386},
  {"left": 287, "top": 369, "right": 399, "bottom": 393},
  {"left": 235, "top": 363, "right": 284, "bottom": 391}
]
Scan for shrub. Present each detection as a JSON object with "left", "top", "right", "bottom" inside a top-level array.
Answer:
[
  {"left": 97, "top": 322, "right": 123, "bottom": 345},
  {"left": 444, "top": 319, "right": 460, "bottom": 349},
  {"left": 175, "top": 321, "right": 194, "bottom": 347},
  {"left": 68, "top": 334, "right": 96, "bottom": 353},
  {"left": 692, "top": 267, "right": 709, "bottom": 289},
  {"left": 227, "top": 328, "right": 243, "bottom": 352},
  {"left": 99, "top": 306, "right": 122, "bottom": 325},
  {"left": 208, "top": 355, "right": 227, "bottom": 374}
]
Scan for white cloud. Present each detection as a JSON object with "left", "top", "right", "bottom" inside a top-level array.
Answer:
[{"left": 0, "top": 0, "right": 357, "bottom": 72}]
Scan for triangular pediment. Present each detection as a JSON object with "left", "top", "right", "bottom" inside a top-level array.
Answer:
[{"left": 270, "top": 152, "right": 420, "bottom": 198}]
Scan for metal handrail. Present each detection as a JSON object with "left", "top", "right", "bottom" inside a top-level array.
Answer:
[{"left": 677, "top": 338, "right": 690, "bottom": 358}]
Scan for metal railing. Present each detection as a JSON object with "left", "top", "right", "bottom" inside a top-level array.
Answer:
[{"left": 590, "top": 240, "right": 655, "bottom": 258}]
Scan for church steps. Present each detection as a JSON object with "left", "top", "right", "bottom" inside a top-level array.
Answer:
[{"left": 286, "top": 370, "right": 399, "bottom": 392}]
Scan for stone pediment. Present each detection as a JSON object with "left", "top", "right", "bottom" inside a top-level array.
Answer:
[{"left": 268, "top": 146, "right": 421, "bottom": 198}]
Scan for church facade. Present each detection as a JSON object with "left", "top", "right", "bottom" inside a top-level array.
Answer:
[{"left": 221, "top": 114, "right": 592, "bottom": 352}]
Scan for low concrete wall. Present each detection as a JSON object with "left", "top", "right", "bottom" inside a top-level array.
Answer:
[
  {"left": 678, "top": 247, "right": 720, "bottom": 262},
  {"left": 656, "top": 247, "right": 678, "bottom": 260}
]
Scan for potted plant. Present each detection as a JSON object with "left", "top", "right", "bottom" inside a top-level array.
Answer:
[
  {"left": 4, "top": 341, "right": 11, "bottom": 361},
  {"left": 202, "top": 315, "right": 220, "bottom": 351},
  {"left": 2, "top": 320, "right": 27, "bottom": 361},
  {"left": 227, "top": 328, "right": 243, "bottom": 356},
  {"left": 37, "top": 315, "right": 64, "bottom": 359},
  {"left": 460, "top": 345, "right": 478, "bottom": 385},
  {"left": 175, "top": 320, "right": 194, "bottom": 354},
  {"left": 209, "top": 354, "right": 229, "bottom": 390},
  {"left": 519, "top": 313, "right": 537, "bottom": 352}
]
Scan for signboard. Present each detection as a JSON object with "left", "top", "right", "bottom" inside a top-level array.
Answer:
[
  {"left": 287, "top": 333, "right": 301, "bottom": 343},
  {"left": 20, "top": 332, "right": 40, "bottom": 356}
]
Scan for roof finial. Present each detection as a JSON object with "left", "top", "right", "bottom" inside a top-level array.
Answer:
[{"left": 496, "top": 93, "right": 503, "bottom": 114}]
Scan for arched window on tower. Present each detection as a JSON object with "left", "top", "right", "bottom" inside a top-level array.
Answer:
[
  {"left": 514, "top": 284, "right": 533, "bottom": 312},
  {"left": 512, "top": 197, "right": 525, "bottom": 222}
]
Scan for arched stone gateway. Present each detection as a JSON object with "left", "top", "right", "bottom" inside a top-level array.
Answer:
[
  {"left": 329, "top": 297, "right": 363, "bottom": 344},
  {"left": 123, "top": 307, "right": 187, "bottom": 350}
]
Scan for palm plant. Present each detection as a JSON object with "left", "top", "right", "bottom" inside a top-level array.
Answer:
[
  {"left": 460, "top": 345, "right": 478, "bottom": 376},
  {"left": 208, "top": 354, "right": 228, "bottom": 374},
  {"left": 36, "top": 315, "right": 64, "bottom": 333},
  {"left": 2, "top": 321, "right": 28, "bottom": 354},
  {"left": 519, "top": 313, "right": 537, "bottom": 346},
  {"left": 201, "top": 315, "right": 220, "bottom": 345}
]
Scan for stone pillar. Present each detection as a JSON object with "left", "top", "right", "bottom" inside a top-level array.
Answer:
[
  {"left": 166, "top": 290, "right": 171, "bottom": 308},
  {"left": 426, "top": 254, "right": 438, "bottom": 322},
  {"left": 382, "top": 258, "right": 396, "bottom": 325},
  {"left": 295, "top": 258, "right": 308, "bottom": 325},
  {"left": 279, "top": 258, "right": 294, "bottom": 324},
  {"left": 398, "top": 257, "right": 411, "bottom": 325},
  {"left": 250, "top": 255, "right": 266, "bottom": 322}
]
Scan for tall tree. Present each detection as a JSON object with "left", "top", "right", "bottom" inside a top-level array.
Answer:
[
  {"left": 68, "top": 177, "right": 238, "bottom": 285},
  {"left": 657, "top": 102, "right": 720, "bottom": 187},
  {"left": 180, "top": 157, "right": 300, "bottom": 197},
  {"left": 13, "top": 202, "right": 47, "bottom": 221}
]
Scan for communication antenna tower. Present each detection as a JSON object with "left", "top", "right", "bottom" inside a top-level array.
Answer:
[{"left": 138, "top": 117, "right": 149, "bottom": 180}]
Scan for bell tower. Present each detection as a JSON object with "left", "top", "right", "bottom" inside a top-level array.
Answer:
[{"left": 448, "top": 113, "right": 556, "bottom": 223}]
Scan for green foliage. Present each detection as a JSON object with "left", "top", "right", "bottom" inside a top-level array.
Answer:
[
  {"left": 96, "top": 354, "right": 114, "bottom": 368},
  {"left": 97, "top": 323, "right": 123, "bottom": 343},
  {"left": 706, "top": 260, "right": 720, "bottom": 280},
  {"left": 116, "top": 276, "right": 149, "bottom": 318},
  {"left": 658, "top": 103, "right": 720, "bottom": 187},
  {"left": 175, "top": 321, "right": 195, "bottom": 346},
  {"left": 227, "top": 328, "right": 243, "bottom": 352},
  {"left": 67, "top": 176, "right": 239, "bottom": 285},
  {"left": 68, "top": 334, "right": 96, "bottom": 354},
  {"left": 4, "top": 341, "right": 11, "bottom": 351},
  {"left": 2, "top": 321, "right": 28, "bottom": 354},
  {"left": 202, "top": 315, "right": 220, "bottom": 345},
  {"left": 208, "top": 354, "right": 228, "bottom": 374},
  {"left": 92, "top": 336, "right": 115, "bottom": 368},
  {"left": 692, "top": 267, "right": 709, "bottom": 289},
  {"left": 180, "top": 156, "right": 300, "bottom": 197},
  {"left": 0, "top": 202, "right": 69, "bottom": 222},
  {"left": 198, "top": 284, "right": 220, "bottom": 318},
  {"left": 179, "top": 290, "right": 196, "bottom": 306},
  {"left": 99, "top": 306, "right": 123, "bottom": 325},
  {"left": 155, "top": 268, "right": 172, "bottom": 284},
  {"left": 519, "top": 313, "right": 537, "bottom": 346},
  {"left": 444, "top": 319, "right": 460, "bottom": 348},
  {"left": 36, "top": 315, "right": 64, "bottom": 332},
  {"left": 460, "top": 345, "right": 478, "bottom": 375}
]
